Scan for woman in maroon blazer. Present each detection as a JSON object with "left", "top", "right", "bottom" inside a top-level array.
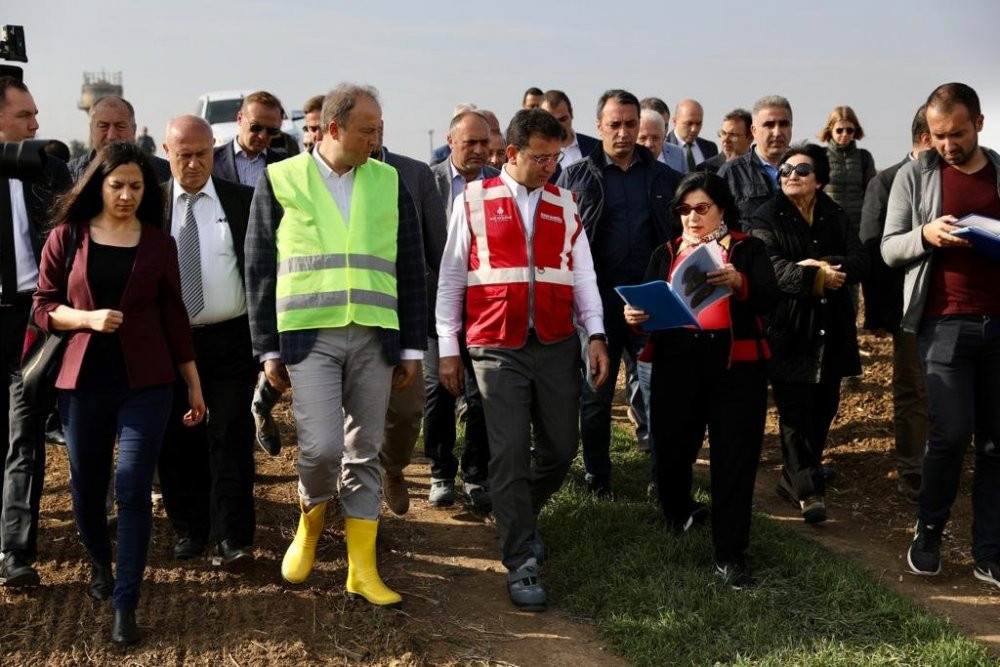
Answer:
[{"left": 33, "top": 141, "right": 205, "bottom": 646}]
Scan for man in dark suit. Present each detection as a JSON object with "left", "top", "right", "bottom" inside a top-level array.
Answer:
[
  {"left": 156, "top": 115, "right": 257, "bottom": 567},
  {"left": 371, "top": 131, "right": 448, "bottom": 516},
  {"left": 699, "top": 108, "right": 753, "bottom": 174},
  {"left": 424, "top": 111, "right": 498, "bottom": 510},
  {"left": 541, "top": 90, "right": 600, "bottom": 169},
  {"left": 0, "top": 77, "right": 72, "bottom": 586},
  {"left": 67, "top": 95, "right": 171, "bottom": 182},
  {"left": 666, "top": 99, "right": 719, "bottom": 171},
  {"left": 212, "top": 90, "right": 285, "bottom": 187},
  {"left": 245, "top": 84, "right": 426, "bottom": 604}
]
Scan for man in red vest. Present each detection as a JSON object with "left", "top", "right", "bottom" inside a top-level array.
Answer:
[{"left": 436, "top": 109, "right": 609, "bottom": 611}]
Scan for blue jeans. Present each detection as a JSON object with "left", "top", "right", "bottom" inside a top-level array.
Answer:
[
  {"left": 918, "top": 315, "right": 1000, "bottom": 562},
  {"left": 59, "top": 374, "right": 172, "bottom": 610}
]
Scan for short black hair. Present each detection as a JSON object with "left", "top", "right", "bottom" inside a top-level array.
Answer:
[
  {"left": 640, "top": 96, "right": 670, "bottom": 117},
  {"left": 543, "top": 90, "right": 573, "bottom": 116},
  {"left": 671, "top": 172, "right": 740, "bottom": 228},
  {"left": 0, "top": 76, "right": 30, "bottom": 109},
  {"left": 927, "top": 82, "right": 981, "bottom": 119},
  {"left": 522, "top": 87, "right": 544, "bottom": 102},
  {"left": 596, "top": 89, "right": 641, "bottom": 121},
  {"left": 779, "top": 143, "right": 831, "bottom": 188},
  {"left": 505, "top": 109, "right": 565, "bottom": 150},
  {"left": 911, "top": 104, "right": 929, "bottom": 144},
  {"left": 722, "top": 108, "right": 752, "bottom": 136}
]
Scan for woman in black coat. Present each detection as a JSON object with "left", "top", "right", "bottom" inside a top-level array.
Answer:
[
  {"left": 625, "top": 172, "right": 778, "bottom": 589},
  {"left": 750, "top": 143, "right": 869, "bottom": 524}
]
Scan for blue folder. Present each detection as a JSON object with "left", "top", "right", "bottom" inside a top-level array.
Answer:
[
  {"left": 951, "top": 226, "right": 1000, "bottom": 262},
  {"left": 615, "top": 280, "right": 700, "bottom": 331}
]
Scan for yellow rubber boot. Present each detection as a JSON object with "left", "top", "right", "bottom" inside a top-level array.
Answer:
[
  {"left": 344, "top": 517, "right": 402, "bottom": 607},
  {"left": 281, "top": 501, "right": 327, "bottom": 583}
]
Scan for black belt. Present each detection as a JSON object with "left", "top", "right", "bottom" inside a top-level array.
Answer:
[
  {"left": 190, "top": 314, "right": 249, "bottom": 334},
  {"left": 0, "top": 290, "right": 34, "bottom": 308}
]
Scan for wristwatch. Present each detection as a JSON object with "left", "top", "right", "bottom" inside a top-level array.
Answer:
[{"left": 589, "top": 333, "right": 608, "bottom": 343}]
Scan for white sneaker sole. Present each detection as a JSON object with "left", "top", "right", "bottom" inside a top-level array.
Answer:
[
  {"left": 907, "top": 545, "right": 941, "bottom": 576},
  {"left": 974, "top": 567, "right": 1000, "bottom": 588}
]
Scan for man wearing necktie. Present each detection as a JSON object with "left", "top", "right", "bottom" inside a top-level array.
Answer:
[
  {"left": 157, "top": 115, "right": 258, "bottom": 568},
  {"left": 666, "top": 99, "right": 719, "bottom": 172},
  {"left": 0, "top": 77, "right": 71, "bottom": 586}
]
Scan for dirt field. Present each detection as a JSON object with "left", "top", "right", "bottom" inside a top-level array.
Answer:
[{"left": 2, "top": 331, "right": 999, "bottom": 665}]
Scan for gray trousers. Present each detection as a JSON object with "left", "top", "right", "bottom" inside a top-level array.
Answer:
[
  {"left": 287, "top": 326, "right": 393, "bottom": 520},
  {"left": 381, "top": 362, "right": 425, "bottom": 476},
  {"left": 893, "top": 331, "right": 927, "bottom": 476},
  {"left": 471, "top": 334, "right": 581, "bottom": 571}
]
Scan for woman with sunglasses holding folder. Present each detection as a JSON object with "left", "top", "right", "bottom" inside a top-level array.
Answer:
[
  {"left": 750, "top": 143, "right": 869, "bottom": 526},
  {"left": 624, "top": 172, "right": 777, "bottom": 589}
]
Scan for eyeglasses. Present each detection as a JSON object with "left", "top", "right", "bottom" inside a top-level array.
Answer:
[
  {"left": 718, "top": 131, "right": 745, "bottom": 141},
  {"left": 674, "top": 202, "right": 714, "bottom": 216},
  {"left": 248, "top": 123, "right": 282, "bottom": 137},
  {"left": 834, "top": 127, "right": 856, "bottom": 135},
  {"left": 778, "top": 162, "right": 815, "bottom": 178},
  {"left": 522, "top": 150, "right": 564, "bottom": 165},
  {"left": 303, "top": 125, "right": 322, "bottom": 134}
]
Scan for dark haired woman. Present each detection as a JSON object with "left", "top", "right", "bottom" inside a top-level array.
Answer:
[
  {"left": 750, "top": 143, "right": 869, "bottom": 525},
  {"left": 33, "top": 141, "right": 205, "bottom": 645},
  {"left": 625, "top": 172, "right": 778, "bottom": 588}
]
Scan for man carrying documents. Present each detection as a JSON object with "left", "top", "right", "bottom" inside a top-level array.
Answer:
[
  {"left": 436, "top": 109, "right": 609, "bottom": 611},
  {"left": 622, "top": 172, "right": 777, "bottom": 588},
  {"left": 882, "top": 82, "right": 1000, "bottom": 588}
]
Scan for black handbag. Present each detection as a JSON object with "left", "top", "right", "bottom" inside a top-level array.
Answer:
[{"left": 21, "top": 225, "right": 78, "bottom": 410}]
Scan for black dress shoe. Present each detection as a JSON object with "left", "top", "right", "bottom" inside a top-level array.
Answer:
[
  {"left": 0, "top": 552, "right": 40, "bottom": 587},
  {"left": 111, "top": 608, "right": 140, "bottom": 646},
  {"left": 89, "top": 561, "right": 114, "bottom": 601},
  {"left": 215, "top": 539, "right": 253, "bottom": 569},
  {"left": 173, "top": 537, "right": 206, "bottom": 560}
]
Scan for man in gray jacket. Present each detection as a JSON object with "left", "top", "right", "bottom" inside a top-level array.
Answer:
[{"left": 881, "top": 82, "right": 1000, "bottom": 588}]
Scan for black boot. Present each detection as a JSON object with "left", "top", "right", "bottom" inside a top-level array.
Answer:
[
  {"left": 89, "top": 561, "right": 114, "bottom": 601},
  {"left": 111, "top": 608, "right": 140, "bottom": 646}
]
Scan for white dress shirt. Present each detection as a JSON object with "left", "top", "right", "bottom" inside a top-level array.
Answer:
[
  {"left": 308, "top": 150, "right": 421, "bottom": 360},
  {"left": 5, "top": 179, "right": 39, "bottom": 295},
  {"left": 435, "top": 166, "right": 604, "bottom": 358},
  {"left": 676, "top": 132, "right": 706, "bottom": 165},
  {"left": 170, "top": 178, "right": 246, "bottom": 326},
  {"left": 559, "top": 133, "right": 584, "bottom": 169}
]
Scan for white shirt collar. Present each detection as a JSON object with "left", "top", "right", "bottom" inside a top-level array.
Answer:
[
  {"left": 500, "top": 164, "right": 531, "bottom": 199},
  {"left": 172, "top": 177, "right": 219, "bottom": 205},
  {"left": 312, "top": 149, "right": 354, "bottom": 181}
]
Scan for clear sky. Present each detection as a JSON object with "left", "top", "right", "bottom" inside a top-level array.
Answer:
[{"left": 7, "top": 0, "right": 1000, "bottom": 169}]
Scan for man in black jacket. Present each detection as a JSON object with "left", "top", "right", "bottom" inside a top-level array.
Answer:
[
  {"left": 0, "top": 77, "right": 72, "bottom": 586},
  {"left": 859, "top": 104, "right": 932, "bottom": 503},
  {"left": 557, "top": 89, "right": 682, "bottom": 496},
  {"left": 718, "top": 96, "right": 794, "bottom": 229}
]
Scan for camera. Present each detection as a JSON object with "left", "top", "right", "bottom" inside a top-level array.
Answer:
[{"left": 0, "top": 24, "right": 44, "bottom": 179}]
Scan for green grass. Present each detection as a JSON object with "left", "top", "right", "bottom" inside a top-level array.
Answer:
[{"left": 539, "top": 426, "right": 996, "bottom": 666}]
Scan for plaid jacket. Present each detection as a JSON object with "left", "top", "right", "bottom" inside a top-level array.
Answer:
[{"left": 245, "top": 164, "right": 427, "bottom": 366}]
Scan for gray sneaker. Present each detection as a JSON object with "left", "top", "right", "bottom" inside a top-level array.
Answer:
[
  {"left": 462, "top": 481, "right": 492, "bottom": 512},
  {"left": 428, "top": 478, "right": 455, "bottom": 507},
  {"left": 507, "top": 561, "right": 547, "bottom": 611}
]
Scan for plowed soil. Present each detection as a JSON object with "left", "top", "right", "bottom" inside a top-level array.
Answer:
[{"left": 2, "top": 331, "right": 999, "bottom": 665}]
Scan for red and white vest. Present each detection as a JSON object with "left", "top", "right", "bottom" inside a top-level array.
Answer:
[{"left": 463, "top": 177, "right": 582, "bottom": 348}]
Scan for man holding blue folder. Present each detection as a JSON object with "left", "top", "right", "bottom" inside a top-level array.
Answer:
[{"left": 882, "top": 82, "right": 1000, "bottom": 588}]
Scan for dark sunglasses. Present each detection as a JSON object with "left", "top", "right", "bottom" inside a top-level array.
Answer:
[
  {"left": 778, "top": 162, "right": 815, "bottom": 178},
  {"left": 674, "top": 202, "right": 714, "bottom": 216},
  {"left": 834, "top": 127, "right": 856, "bottom": 135},
  {"left": 249, "top": 123, "right": 282, "bottom": 137}
]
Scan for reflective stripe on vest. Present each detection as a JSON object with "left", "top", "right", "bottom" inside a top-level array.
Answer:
[
  {"left": 269, "top": 153, "right": 399, "bottom": 333},
  {"left": 463, "top": 177, "right": 581, "bottom": 347}
]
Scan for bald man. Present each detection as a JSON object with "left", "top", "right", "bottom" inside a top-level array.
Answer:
[
  {"left": 156, "top": 115, "right": 258, "bottom": 568},
  {"left": 68, "top": 95, "right": 171, "bottom": 181},
  {"left": 666, "top": 98, "right": 719, "bottom": 171}
]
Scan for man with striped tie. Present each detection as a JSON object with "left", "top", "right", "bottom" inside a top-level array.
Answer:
[{"left": 157, "top": 115, "right": 258, "bottom": 568}]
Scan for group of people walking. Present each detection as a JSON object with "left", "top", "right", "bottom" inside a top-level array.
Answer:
[{"left": 1, "top": 72, "right": 998, "bottom": 648}]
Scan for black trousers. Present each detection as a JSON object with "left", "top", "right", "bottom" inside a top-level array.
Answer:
[
  {"left": 158, "top": 316, "right": 257, "bottom": 547},
  {"left": 0, "top": 297, "right": 45, "bottom": 560},
  {"left": 423, "top": 337, "right": 490, "bottom": 483},
  {"left": 771, "top": 372, "right": 842, "bottom": 500},
  {"left": 650, "top": 329, "right": 768, "bottom": 563}
]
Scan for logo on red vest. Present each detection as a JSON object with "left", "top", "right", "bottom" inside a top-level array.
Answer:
[{"left": 487, "top": 203, "right": 514, "bottom": 225}]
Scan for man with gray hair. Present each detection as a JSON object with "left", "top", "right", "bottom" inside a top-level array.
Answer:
[
  {"left": 245, "top": 83, "right": 427, "bottom": 606},
  {"left": 718, "top": 95, "right": 794, "bottom": 228},
  {"left": 639, "top": 97, "right": 687, "bottom": 172},
  {"left": 68, "top": 95, "right": 171, "bottom": 181}
]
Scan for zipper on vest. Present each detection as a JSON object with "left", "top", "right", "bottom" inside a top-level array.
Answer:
[{"left": 525, "top": 207, "right": 536, "bottom": 334}]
